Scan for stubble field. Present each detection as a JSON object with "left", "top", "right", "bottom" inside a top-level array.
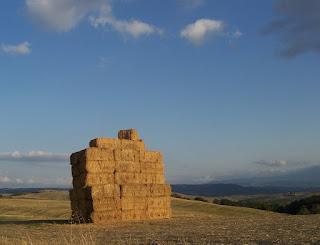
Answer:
[{"left": 0, "top": 190, "right": 319, "bottom": 244}]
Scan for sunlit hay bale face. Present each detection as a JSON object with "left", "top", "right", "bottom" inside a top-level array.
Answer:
[{"left": 70, "top": 129, "right": 171, "bottom": 223}]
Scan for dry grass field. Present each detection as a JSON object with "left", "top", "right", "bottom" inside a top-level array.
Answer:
[{"left": 0, "top": 190, "right": 319, "bottom": 244}]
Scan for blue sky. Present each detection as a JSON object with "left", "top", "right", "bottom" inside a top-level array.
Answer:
[{"left": 0, "top": 0, "right": 320, "bottom": 186}]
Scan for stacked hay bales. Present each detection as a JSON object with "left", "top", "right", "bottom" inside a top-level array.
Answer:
[{"left": 69, "top": 129, "right": 171, "bottom": 223}]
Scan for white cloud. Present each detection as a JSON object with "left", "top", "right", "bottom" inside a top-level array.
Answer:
[
  {"left": 15, "top": 178, "right": 24, "bottom": 184},
  {"left": 1, "top": 42, "right": 31, "bottom": 55},
  {"left": 180, "top": 18, "right": 225, "bottom": 45},
  {"left": 255, "top": 160, "right": 288, "bottom": 167},
  {"left": 90, "top": 15, "right": 163, "bottom": 38},
  {"left": 26, "top": 0, "right": 111, "bottom": 32},
  {"left": 193, "top": 175, "right": 215, "bottom": 184},
  {"left": 25, "top": 0, "right": 162, "bottom": 38},
  {"left": 0, "top": 151, "right": 69, "bottom": 162},
  {"left": 0, "top": 176, "right": 11, "bottom": 183}
]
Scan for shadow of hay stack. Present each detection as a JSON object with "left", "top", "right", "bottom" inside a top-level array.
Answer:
[{"left": 69, "top": 129, "right": 172, "bottom": 224}]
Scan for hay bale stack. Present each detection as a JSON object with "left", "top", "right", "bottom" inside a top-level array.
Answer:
[{"left": 70, "top": 129, "right": 171, "bottom": 223}]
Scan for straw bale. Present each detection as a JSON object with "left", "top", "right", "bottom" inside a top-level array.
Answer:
[
  {"left": 89, "top": 138, "right": 120, "bottom": 149},
  {"left": 70, "top": 150, "right": 86, "bottom": 166},
  {"left": 149, "top": 184, "right": 171, "bottom": 196},
  {"left": 140, "top": 162, "right": 156, "bottom": 173},
  {"left": 69, "top": 189, "right": 77, "bottom": 201},
  {"left": 86, "top": 173, "right": 114, "bottom": 185},
  {"left": 71, "top": 165, "right": 81, "bottom": 177},
  {"left": 92, "top": 197, "right": 121, "bottom": 211},
  {"left": 155, "top": 162, "right": 164, "bottom": 172},
  {"left": 139, "top": 173, "right": 165, "bottom": 184},
  {"left": 85, "top": 160, "right": 115, "bottom": 173},
  {"left": 115, "top": 172, "right": 141, "bottom": 184},
  {"left": 139, "top": 173, "right": 154, "bottom": 184},
  {"left": 70, "top": 199, "right": 79, "bottom": 215},
  {"left": 115, "top": 161, "right": 141, "bottom": 173},
  {"left": 147, "top": 196, "right": 170, "bottom": 209},
  {"left": 121, "top": 184, "right": 171, "bottom": 197},
  {"left": 91, "top": 184, "right": 120, "bottom": 199},
  {"left": 114, "top": 149, "right": 135, "bottom": 162},
  {"left": 71, "top": 187, "right": 96, "bottom": 200},
  {"left": 85, "top": 147, "right": 114, "bottom": 161},
  {"left": 73, "top": 173, "right": 114, "bottom": 188},
  {"left": 71, "top": 209, "right": 91, "bottom": 223},
  {"left": 120, "top": 184, "right": 150, "bottom": 197},
  {"left": 120, "top": 184, "right": 171, "bottom": 198},
  {"left": 141, "top": 151, "right": 163, "bottom": 163},
  {"left": 91, "top": 211, "right": 121, "bottom": 223},
  {"left": 118, "top": 129, "right": 139, "bottom": 140},
  {"left": 155, "top": 174, "right": 165, "bottom": 184},
  {"left": 121, "top": 209, "right": 146, "bottom": 220},
  {"left": 121, "top": 197, "right": 147, "bottom": 210},
  {"left": 140, "top": 162, "right": 164, "bottom": 174},
  {"left": 119, "top": 139, "right": 145, "bottom": 151}
]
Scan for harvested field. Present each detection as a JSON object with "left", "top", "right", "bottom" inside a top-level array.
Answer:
[{"left": 0, "top": 190, "right": 320, "bottom": 244}]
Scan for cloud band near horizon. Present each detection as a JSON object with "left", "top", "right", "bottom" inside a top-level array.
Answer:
[{"left": 0, "top": 151, "right": 69, "bottom": 162}]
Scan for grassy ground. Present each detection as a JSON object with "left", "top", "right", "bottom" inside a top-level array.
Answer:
[{"left": 0, "top": 190, "right": 320, "bottom": 244}]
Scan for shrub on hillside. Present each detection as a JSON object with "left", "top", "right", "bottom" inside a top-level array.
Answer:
[
  {"left": 279, "top": 195, "right": 320, "bottom": 215},
  {"left": 194, "top": 196, "right": 209, "bottom": 202},
  {"left": 171, "top": 192, "right": 191, "bottom": 200}
]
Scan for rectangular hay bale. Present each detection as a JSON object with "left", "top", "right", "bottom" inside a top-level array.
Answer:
[
  {"left": 115, "top": 161, "right": 141, "bottom": 173},
  {"left": 120, "top": 184, "right": 150, "bottom": 197},
  {"left": 119, "top": 139, "right": 145, "bottom": 152},
  {"left": 141, "top": 151, "right": 163, "bottom": 163},
  {"left": 73, "top": 173, "right": 114, "bottom": 188},
  {"left": 114, "top": 149, "right": 135, "bottom": 162},
  {"left": 85, "top": 160, "right": 116, "bottom": 173},
  {"left": 89, "top": 138, "right": 120, "bottom": 149},
  {"left": 115, "top": 172, "right": 141, "bottom": 184},
  {"left": 121, "top": 209, "right": 147, "bottom": 221},
  {"left": 121, "top": 197, "right": 147, "bottom": 210},
  {"left": 85, "top": 147, "right": 114, "bottom": 161},
  {"left": 91, "top": 184, "right": 120, "bottom": 199},
  {"left": 92, "top": 197, "right": 121, "bottom": 211},
  {"left": 91, "top": 211, "right": 121, "bottom": 223}
]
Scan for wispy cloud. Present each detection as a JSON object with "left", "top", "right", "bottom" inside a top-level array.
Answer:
[
  {"left": 193, "top": 175, "right": 215, "bottom": 184},
  {"left": 230, "top": 29, "right": 243, "bottom": 39},
  {"left": 1, "top": 42, "right": 31, "bottom": 55},
  {"left": 26, "top": 0, "right": 111, "bottom": 32},
  {"left": 90, "top": 15, "right": 163, "bottom": 38},
  {"left": 180, "top": 18, "right": 225, "bottom": 45},
  {"left": 254, "top": 160, "right": 288, "bottom": 167},
  {"left": 25, "top": 0, "right": 162, "bottom": 38},
  {"left": 0, "top": 176, "right": 11, "bottom": 183},
  {"left": 0, "top": 151, "right": 69, "bottom": 162},
  {"left": 263, "top": 0, "right": 320, "bottom": 58},
  {"left": 0, "top": 176, "right": 71, "bottom": 186}
]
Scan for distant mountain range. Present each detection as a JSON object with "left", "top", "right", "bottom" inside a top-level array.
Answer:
[
  {"left": 172, "top": 166, "right": 320, "bottom": 197},
  {"left": 172, "top": 184, "right": 320, "bottom": 197},
  {"left": 0, "top": 188, "right": 68, "bottom": 195},
  {"left": 212, "top": 165, "right": 320, "bottom": 188}
]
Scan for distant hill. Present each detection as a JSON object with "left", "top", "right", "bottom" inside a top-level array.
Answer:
[
  {"left": 172, "top": 183, "right": 320, "bottom": 197},
  {"left": 212, "top": 165, "right": 320, "bottom": 188},
  {"left": 0, "top": 188, "right": 68, "bottom": 195}
]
